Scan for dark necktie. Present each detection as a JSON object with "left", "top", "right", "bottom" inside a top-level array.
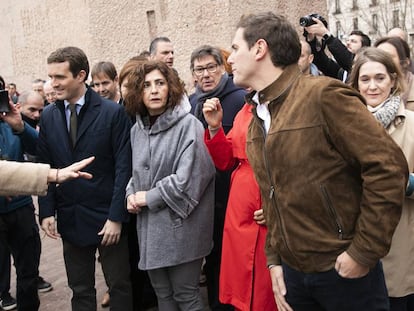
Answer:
[{"left": 69, "top": 103, "right": 77, "bottom": 146}]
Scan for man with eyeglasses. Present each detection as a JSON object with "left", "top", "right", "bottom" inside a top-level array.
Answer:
[{"left": 189, "top": 44, "right": 245, "bottom": 311}]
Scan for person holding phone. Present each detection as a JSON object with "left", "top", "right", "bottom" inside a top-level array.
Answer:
[
  {"left": 0, "top": 75, "right": 10, "bottom": 112},
  {"left": 0, "top": 75, "right": 45, "bottom": 310}
]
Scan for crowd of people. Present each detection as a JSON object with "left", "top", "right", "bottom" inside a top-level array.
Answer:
[{"left": 0, "top": 10, "right": 414, "bottom": 311}]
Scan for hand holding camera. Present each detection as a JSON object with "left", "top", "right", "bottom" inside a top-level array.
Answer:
[
  {"left": 0, "top": 91, "right": 24, "bottom": 133},
  {"left": 0, "top": 90, "right": 10, "bottom": 114},
  {"left": 300, "top": 13, "right": 330, "bottom": 42},
  {"left": 299, "top": 13, "right": 327, "bottom": 27}
]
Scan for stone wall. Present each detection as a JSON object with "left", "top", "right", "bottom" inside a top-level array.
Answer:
[{"left": 0, "top": 0, "right": 326, "bottom": 91}]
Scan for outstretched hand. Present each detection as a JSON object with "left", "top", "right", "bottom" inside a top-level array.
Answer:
[{"left": 49, "top": 156, "right": 95, "bottom": 183}]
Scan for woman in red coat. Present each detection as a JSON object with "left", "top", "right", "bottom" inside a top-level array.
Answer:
[{"left": 203, "top": 98, "right": 277, "bottom": 311}]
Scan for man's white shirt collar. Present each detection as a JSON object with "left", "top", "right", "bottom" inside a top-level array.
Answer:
[{"left": 253, "top": 92, "right": 270, "bottom": 134}]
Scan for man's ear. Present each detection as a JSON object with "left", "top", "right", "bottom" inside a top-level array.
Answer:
[
  {"left": 309, "top": 54, "right": 314, "bottom": 63},
  {"left": 77, "top": 70, "right": 87, "bottom": 82},
  {"left": 15, "top": 103, "right": 22, "bottom": 111},
  {"left": 255, "top": 39, "right": 268, "bottom": 60}
]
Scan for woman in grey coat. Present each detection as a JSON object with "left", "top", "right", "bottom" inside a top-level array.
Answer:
[{"left": 124, "top": 61, "right": 215, "bottom": 311}]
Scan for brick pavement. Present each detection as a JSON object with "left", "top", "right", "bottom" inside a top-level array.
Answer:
[
  {"left": 10, "top": 201, "right": 108, "bottom": 311},
  {"left": 9, "top": 198, "right": 209, "bottom": 311}
]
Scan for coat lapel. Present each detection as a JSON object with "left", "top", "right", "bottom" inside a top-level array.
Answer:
[{"left": 76, "top": 89, "right": 100, "bottom": 145}]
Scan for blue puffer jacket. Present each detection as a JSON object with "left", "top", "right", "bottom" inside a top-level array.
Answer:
[{"left": 0, "top": 121, "right": 38, "bottom": 213}]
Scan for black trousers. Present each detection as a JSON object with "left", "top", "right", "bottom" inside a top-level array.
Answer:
[
  {"left": 63, "top": 234, "right": 133, "bottom": 311},
  {"left": 204, "top": 204, "right": 233, "bottom": 311},
  {"left": 389, "top": 294, "right": 414, "bottom": 311},
  {"left": 0, "top": 204, "right": 40, "bottom": 311},
  {"left": 282, "top": 261, "right": 390, "bottom": 311},
  {"left": 0, "top": 242, "right": 11, "bottom": 296},
  {"left": 128, "top": 214, "right": 157, "bottom": 311}
]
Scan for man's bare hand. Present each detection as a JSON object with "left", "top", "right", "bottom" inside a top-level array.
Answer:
[
  {"left": 41, "top": 216, "right": 60, "bottom": 239},
  {"left": 335, "top": 251, "right": 369, "bottom": 278},
  {"left": 305, "top": 17, "right": 329, "bottom": 37},
  {"left": 270, "top": 265, "right": 293, "bottom": 311},
  {"left": 49, "top": 156, "right": 95, "bottom": 183},
  {"left": 203, "top": 97, "right": 223, "bottom": 130},
  {"left": 0, "top": 99, "right": 24, "bottom": 132},
  {"left": 98, "top": 220, "right": 122, "bottom": 246}
]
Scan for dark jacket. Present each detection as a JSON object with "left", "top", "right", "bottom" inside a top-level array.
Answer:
[
  {"left": 0, "top": 121, "right": 38, "bottom": 213},
  {"left": 246, "top": 64, "right": 408, "bottom": 273},
  {"left": 310, "top": 36, "right": 353, "bottom": 81},
  {"left": 37, "top": 87, "right": 132, "bottom": 246}
]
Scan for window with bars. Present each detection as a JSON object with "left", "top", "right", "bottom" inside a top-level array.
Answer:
[
  {"left": 353, "top": 17, "right": 358, "bottom": 30},
  {"left": 352, "top": 0, "right": 358, "bottom": 10},
  {"left": 336, "top": 21, "right": 341, "bottom": 37},
  {"left": 393, "top": 10, "right": 400, "bottom": 27},
  {"left": 335, "top": 0, "right": 341, "bottom": 13},
  {"left": 372, "top": 14, "right": 378, "bottom": 31}
]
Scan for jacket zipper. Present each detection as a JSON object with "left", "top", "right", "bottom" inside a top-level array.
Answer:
[
  {"left": 320, "top": 184, "right": 343, "bottom": 240},
  {"left": 259, "top": 119, "right": 298, "bottom": 267}
]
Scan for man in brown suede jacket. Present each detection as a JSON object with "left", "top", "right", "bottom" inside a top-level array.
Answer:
[{"left": 227, "top": 12, "right": 408, "bottom": 311}]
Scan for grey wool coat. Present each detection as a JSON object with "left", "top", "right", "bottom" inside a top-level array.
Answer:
[{"left": 126, "top": 105, "right": 215, "bottom": 270}]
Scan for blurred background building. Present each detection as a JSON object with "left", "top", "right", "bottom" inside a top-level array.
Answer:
[
  {"left": 327, "top": 0, "right": 414, "bottom": 49},
  {"left": 0, "top": 0, "right": 326, "bottom": 91}
]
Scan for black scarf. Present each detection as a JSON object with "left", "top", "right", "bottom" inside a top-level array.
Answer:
[{"left": 193, "top": 72, "right": 229, "bottom": 123}]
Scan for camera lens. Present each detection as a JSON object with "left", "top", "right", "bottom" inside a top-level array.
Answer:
[
  {"left": 299, "top": 16, "right": 312, "bottom": 27},
  {"left": 299, "top": 17, "right": 307, "bottom": 27}
]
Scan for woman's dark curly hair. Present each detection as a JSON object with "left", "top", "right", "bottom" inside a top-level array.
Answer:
[{"left": 123, "top": 61, "right": 184, "bottom": 116}]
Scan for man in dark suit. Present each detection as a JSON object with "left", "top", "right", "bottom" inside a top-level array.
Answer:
[{"left": 37, "top": 46, "right": 133, "bottom": 311}]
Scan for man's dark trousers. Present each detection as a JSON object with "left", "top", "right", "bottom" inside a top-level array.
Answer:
[
  {"left": 282, "top": 261, "right": 389, "bottom": 311},
  {"left": 0, "top": 204, "right": 40, "bottom": 311}
]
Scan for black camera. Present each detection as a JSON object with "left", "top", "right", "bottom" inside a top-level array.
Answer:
[
  {"left": 299, "top": 13, "right": 328, "bottom": 27},
  {"left": 0, "top": 90, "right": 10, "bottom": 113}
]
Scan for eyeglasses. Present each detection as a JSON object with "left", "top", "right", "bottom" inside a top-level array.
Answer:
[{"left": 193, "top": 64, "right": 219, "bottom": 76}]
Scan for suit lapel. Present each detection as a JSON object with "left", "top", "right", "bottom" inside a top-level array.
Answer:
[{"left": 76, "top": 89, "right": 100, "bottom": 144}]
